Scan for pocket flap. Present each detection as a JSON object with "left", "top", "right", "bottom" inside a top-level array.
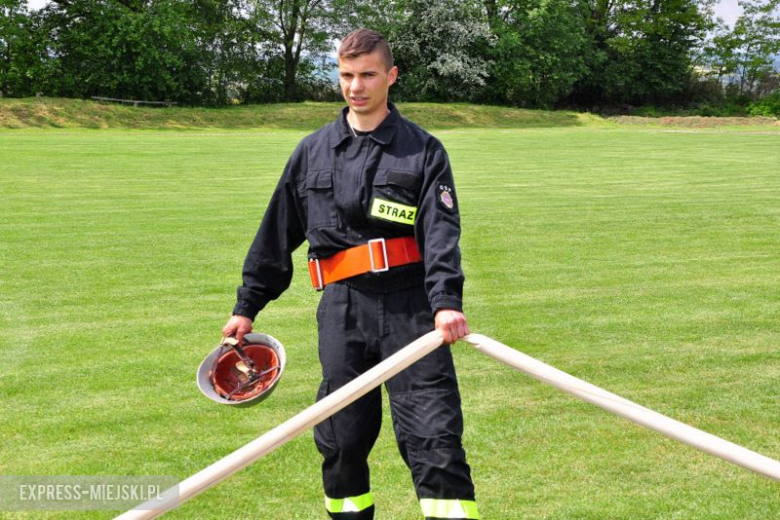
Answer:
[
  {"left": 373, "top": 170, "right": 421, "bottom": 191},
  {"left": 307, "top": 170, "right": 333, "bottom": 189}
]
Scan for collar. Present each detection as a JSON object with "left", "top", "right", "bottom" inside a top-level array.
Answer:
[{"left": 329, "top": 103, "right": 400, "bottom": 148}]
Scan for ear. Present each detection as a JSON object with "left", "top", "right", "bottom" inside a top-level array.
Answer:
[{"left": 387, "top": 66, "right": 398, "bottom": 87}]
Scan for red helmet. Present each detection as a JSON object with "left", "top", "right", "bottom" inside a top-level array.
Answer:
[{"left": 197, "top": 333, "right": 286, "bottom": 407}]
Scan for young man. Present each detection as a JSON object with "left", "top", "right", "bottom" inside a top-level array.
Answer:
[{"left": 222, "top": 28, "right": 478, "bottom": 520}]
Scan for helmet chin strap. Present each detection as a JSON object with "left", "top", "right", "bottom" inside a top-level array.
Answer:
[
  {"left": 222, "top": 336, "right": 258, "bottom": 375},
  {"left": 225, "top": 364, "right": 280, "bottom": 400}
]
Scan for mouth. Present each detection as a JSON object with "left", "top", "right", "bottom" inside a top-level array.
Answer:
[{"left": 350, "top": 96, "right": 368, "bottom": 105}]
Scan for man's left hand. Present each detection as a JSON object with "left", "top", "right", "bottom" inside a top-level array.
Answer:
[{"left": 434, "top": 309, "right": 471, "bottom": 344}]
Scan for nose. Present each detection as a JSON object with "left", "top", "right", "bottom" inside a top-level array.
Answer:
[{"left": 350, "top": 76, "right": 363, "bottom": 93}]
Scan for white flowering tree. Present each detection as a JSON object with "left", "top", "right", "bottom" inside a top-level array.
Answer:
[{"left": 386, "top": 0, "right": 493, "bottom": 101}]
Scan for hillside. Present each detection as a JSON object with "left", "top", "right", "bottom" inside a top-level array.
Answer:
[
  {"left": 0, "top": 97, "right": 777, "bottom": 130},
  {"left": 0, "top": 98, "right": 597, "bottom": 130}
]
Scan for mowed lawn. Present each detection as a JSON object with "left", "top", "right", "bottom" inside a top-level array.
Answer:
[{"left": 1, "top": 124, "right": 779, "bottom": 519}]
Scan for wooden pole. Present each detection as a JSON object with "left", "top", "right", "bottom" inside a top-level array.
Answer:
[
  {"left": 115, "top": 330, "right": 444, "bottom": 520},
  {"left": 461, "top": 333, "right": 780, "bottom": 482},
  {"left": 118, "top": 331, "right": 780, "bottom": 519}
]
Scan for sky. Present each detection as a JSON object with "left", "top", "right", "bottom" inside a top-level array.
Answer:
[
  {"left": 25, "top": 0, "right": 746, "bottom": 27},
  {"left": 712, "top": 0, "right": 743, "bottom": 26}
]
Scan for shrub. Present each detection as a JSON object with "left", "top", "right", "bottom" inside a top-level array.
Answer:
[{"left": 748, "top": 93, "right": 780, "bottom": 117}]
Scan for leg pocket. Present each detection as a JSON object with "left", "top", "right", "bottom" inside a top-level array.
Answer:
[
  {"left": 314, "top": 380, "right": 338, "bottom": 454},
  {"left": 314, "top": 379, "right": 383, "bottom": 456},
  {"left": 388, "top": 388, "right": 464, "bottom": 451},
  {"left": 389, "top": 389, "right": 475, "bottom": 501}
]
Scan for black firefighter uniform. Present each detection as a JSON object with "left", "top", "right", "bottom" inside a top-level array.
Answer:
[{"left": 233, "top": 104, "right": 478, "bottom": 520}]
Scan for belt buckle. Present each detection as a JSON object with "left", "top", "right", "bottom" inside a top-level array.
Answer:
[
  {"left": 309, "top": 258, "right": 324, "bottom": 291},
  {"left": 368, "top": 238, "right": 389, "bottom": 273}
]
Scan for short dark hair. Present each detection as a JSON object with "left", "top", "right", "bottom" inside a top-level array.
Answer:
[{"left": 339, "top": 28, "right": 394, "bottom": 70}]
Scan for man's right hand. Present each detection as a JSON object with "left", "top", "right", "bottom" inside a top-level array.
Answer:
[{"left": 222, "top": 315, "right": 253, "bottom": 345}]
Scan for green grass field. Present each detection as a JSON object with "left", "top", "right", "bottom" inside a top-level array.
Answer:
[{"left": 1, "top": 109, "right": 779, "bottom": 519}]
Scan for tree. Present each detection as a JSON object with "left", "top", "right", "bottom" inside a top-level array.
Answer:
[
  {"left": 33, "top": 0, "right": 276, "bottom": 104},
  {"left": 187, "top": 0, "right": 265, "bottom": 104},
  {"left": 9, "top": 0, "right": 346, "bottom": 104},
  {"left": 570, "top": 0, "right": 713, "bottom": 106},
  {"left": 249, "top": 0, "right": 349, "bottom": 101},
  {"left": 0, "top": 0, "right": 34, "bottom": 96},
  {"left": 383, "top": 0, "right": 492, "bottom": 102},
  {"left": 36, "top": 0, "right": 212, "bottom": 102},
  {"left": 703, "top": 0, "right": 780, "bottom": 98},
  {"left": 481, "top": 0, "right": 587, "bottom": 107}
]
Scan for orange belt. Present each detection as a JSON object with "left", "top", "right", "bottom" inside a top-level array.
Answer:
[{"left": 308, "top": 236, "right": 422, "bottom": 291}]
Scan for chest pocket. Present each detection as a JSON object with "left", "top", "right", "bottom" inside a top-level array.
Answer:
[
  {"left": 371, "top": 170, "right": 422, "bottom": 227},
  {"left": 305, "top": 170, "right": 338, "bottom": 229}
]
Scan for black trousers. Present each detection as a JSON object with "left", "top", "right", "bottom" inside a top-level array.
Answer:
[{"left": 313, "top": 281, "right": 476, "bottom": 519}]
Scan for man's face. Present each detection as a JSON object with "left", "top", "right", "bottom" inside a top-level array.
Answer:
[{"left": 338, "top": 50, "right": 398, "bottom": 117}]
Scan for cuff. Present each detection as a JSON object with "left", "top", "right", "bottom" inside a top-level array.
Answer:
[
  {"left": 232, "top": 301, "right": 260, "bottom": 321},
  {"left": 430, "top": 293, "right": 463, "bottom": 314},
  {"left": 234, "top": 286, "right": 271, "bottom": 321}
]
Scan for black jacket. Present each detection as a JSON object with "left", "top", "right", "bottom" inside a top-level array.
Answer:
[{"left": 233, "top": 104, "right": 465, "bottom": 320}]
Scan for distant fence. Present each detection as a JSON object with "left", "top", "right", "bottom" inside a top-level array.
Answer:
[{"left": 91, "top": 96, "right": 177, "bottom": 108}]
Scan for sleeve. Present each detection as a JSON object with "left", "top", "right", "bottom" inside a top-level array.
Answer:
[
  {"left": 414, "top": 143, "right": 465, "bottom": 314},
  {"left": 232, "top": 144, "right": 307, "bottom": 320}
]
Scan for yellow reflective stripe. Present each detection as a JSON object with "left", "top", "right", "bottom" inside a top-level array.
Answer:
[
  {"left": 371, "top": 198, "right": 416, "bottom": 225},
  {"left": 324, "top": 492, "right": 374, "bottom": 513},
  {"left": 420, "top": 498, "right": 479, "bottom": 519}
]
